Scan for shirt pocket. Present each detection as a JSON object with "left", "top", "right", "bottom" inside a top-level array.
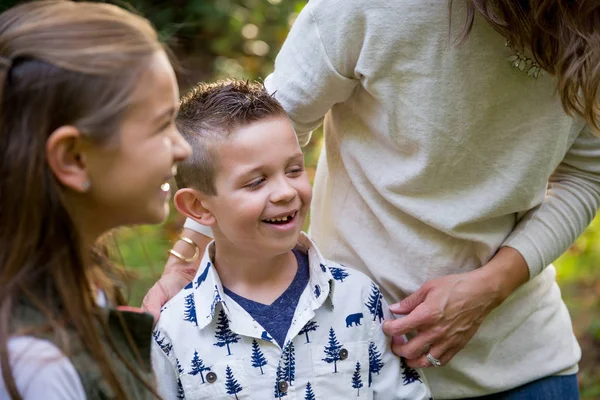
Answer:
[
  {"left": 180, "top": 358, "right": 252, "bottom": 399},
  {"left": 309, "top": 340, "right": 371, "bottom": 399}
]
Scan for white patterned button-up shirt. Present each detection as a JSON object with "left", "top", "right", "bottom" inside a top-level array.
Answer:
[{"left": 152, "top": 233, "right": 432, "bottom": 399}]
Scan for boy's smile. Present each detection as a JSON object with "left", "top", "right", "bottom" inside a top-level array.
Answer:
[{"left": 202, "top": 116, "right": 312, "bottom": 258}]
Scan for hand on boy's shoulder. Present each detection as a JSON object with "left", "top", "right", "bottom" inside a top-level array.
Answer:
[{"left": 142, "top": 272, "right": 194, "bottom": 323}]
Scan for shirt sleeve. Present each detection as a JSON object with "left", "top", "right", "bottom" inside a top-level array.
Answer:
[
  {"left": 183, "top": 218, "right": 214, "bottom": 238},
  {"left": 503, "top": 124, "right": 600, "bottom": 278},
  {"left": 367, "top": 288, "right": 432, "bottom": 399},
  {"left": 263, "top": 1, "right": 360, "bottom": 146},
  {"left": 0, "top": 337, "right": 86, "bottom": 400},
  {"left": 151, "top": 338, "right": 180, "bottom": 400}
]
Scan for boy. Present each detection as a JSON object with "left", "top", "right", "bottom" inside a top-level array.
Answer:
[{"left": 151, "top": 80, "right": 432, "bottom": 399}]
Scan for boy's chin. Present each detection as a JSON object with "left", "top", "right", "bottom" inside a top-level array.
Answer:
[{"left": 263, "top": 233, "right": 302, "bottom": 254}]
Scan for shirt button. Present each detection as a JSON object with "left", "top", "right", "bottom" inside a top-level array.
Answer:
[
  {"left": 206, "top": 372, "right": 218, "bottom": 383},
  {"left": 278, "top": 381, "right": 289, "bottom": 393},
  {"left": 339, "top": 348, "right": 349, "bottom": 360}
]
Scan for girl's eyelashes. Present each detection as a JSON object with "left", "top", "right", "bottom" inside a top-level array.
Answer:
[{"left": 157, "top": 119, "right": 174, "bottom": 134}]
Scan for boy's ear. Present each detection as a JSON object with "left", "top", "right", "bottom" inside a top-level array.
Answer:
[{"left": 173, "top": 188, "right": 216, "bottom": 226}]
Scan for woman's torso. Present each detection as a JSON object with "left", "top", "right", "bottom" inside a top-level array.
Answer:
[{"left": 297, "top": 0, "right": 583, "bottom": 397}]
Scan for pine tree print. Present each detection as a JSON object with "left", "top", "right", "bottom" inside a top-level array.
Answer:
[
  {"left": 214, "top": 309, "right": 240, "bottom": 355},
  {"left": 183, "top": 293, "right": 198, "bottom": 326},
  {"left": 368, "top": 342, "right": 385, "bottom": 387},
  {"left": 364, "top": 283, "right": 384, "bottom": 322},
  {"left": 153, "top": 330, "right": 173, "bottom": 356},
  {"left": 400, "top": 357, "right": 422, "bottom": 385},
  {"left": 283, "top": 342, "right": 296, "bottom": 386},
  {"left": 352, "top": 362, "right": 363, "bottom": 396},
  {"left": 152, "top": 329, "right": 161, "bottom": 344},
  {"left": 210, "top": 285, "right": 223, "bottom": 317},
  {"left": 304, "top": 382, "right": 316, "bottom": 400},
  {"left": 225, "top": 365, "right": 243, "bottom": 400},
  {"left": 322, "top": 327, "right": 343, "bottom": 373},
  {"left": 314, "top": 285, "right": 321, "bottom": 298},
  {"left": 274, "top": 364, "right": 288, "bottom": 398},
  {"left": 176, "top": 359, "right": 185, "bottom": 400},
  {"left": 189, "top": 350, "right": 211, "bottom": 383},
  {"left": 298, "top": 321, "right": 319, "bottom": 343},
  {"left": 319, "top": 263, "right": 327, "bottom": 272},
  {"left": 195, "top": 263, "right": 211, "bottom": 288},
  {"left": 251, "top": 339, "right": 268, "bottom": 374},
  {"left": 329, "top": 266, "right": 350, "bottom": 282},
  {"left": 177, "top": 379, "right": 185, "bottom": 400}
]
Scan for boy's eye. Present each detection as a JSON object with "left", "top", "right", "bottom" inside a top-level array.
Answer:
[
  {"left": 246, "top": 177, "right": 265, "bottom": 189},
  {"left": 287, "top": 167, "right": 305, "bottom": 175}
]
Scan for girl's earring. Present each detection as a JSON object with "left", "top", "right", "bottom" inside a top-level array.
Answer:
[{"left": 82, "top": 181, "right": 91, "bottom": 192}]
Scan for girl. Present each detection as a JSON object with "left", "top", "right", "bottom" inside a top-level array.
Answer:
[{"left": 0, "top": 1, "right": 191, "bottom": 398}]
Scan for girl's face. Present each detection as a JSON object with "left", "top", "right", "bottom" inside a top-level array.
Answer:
[{"left": 82, "top": 51, "right": 191, "bottom": 231}]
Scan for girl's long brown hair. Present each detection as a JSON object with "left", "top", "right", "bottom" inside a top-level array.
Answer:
[
  {"left": 452, "top": 0, "right": 600, "bottom": 131},
  {"left": 0, "top": 1, "right": 163, "bottom": 398}
]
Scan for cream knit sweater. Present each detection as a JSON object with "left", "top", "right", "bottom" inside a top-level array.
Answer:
[{"left": 188, "top": 0, "right": 600, "bottom": 397}]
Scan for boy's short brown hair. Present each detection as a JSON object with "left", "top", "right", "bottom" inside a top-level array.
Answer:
[{"left": 175, "top": 79, "right": 287, "bottom": 195}]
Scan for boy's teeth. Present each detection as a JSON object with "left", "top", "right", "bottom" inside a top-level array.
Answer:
[{"left": 266, "top": 215, "right": 290, "bottom": 222}]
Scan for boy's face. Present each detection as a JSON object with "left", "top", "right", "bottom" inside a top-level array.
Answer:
[{"left": 203, "top": 117, "right": 312, "bottom": 257}]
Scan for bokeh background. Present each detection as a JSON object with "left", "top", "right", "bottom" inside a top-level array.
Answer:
[{"left": 3, "top": 0, "right": 598, "bottom": 396}]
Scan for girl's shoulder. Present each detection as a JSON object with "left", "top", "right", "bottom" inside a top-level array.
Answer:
[{"left": 0, "top": 336, "right": 85, "bottom": 400}]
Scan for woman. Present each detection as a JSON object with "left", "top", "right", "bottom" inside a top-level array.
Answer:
[
  {"left": 0, "top": 1, "right": 191, "bottom": 398},
  {"left": 145, "top": 0, "right": 600, "bottom": 398}
]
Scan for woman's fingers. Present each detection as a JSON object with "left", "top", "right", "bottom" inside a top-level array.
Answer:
[
  {"left": 142, "top": 273, "right": 191, "bottom": 322},
  {"left": 392, "top": 330, "right": 438, "bottom": 360},
  {"left": 141, "top": 279, "right": 169, "bottom": 322},
  {"left": 405, "top": 343, "right": 458, "bottom": 369},
  {"left": 383, "top": 301, "right": 439, "bottom": 337},
  {"left": 389, "top": 285, "right": 429, "bottom": 315}
]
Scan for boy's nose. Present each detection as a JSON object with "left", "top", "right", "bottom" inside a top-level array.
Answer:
[{"left": 270, "top": 178, "right": 297, "bottom": 204}]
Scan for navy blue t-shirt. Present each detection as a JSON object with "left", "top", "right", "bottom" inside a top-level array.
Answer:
[{"left": 223, "top": 249, "right": 310, "bottom": 348}]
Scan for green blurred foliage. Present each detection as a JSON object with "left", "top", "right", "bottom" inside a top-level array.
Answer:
[{"left": 105, "top": 0, "right": 308, "bottom": 83}]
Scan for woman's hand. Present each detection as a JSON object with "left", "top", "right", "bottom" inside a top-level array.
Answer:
[
  {"left": 141, "top": 228, "right": 211, "bottom": 321},
  {"left": 383, "top": 247, "right": 529, "bottom": 369}
]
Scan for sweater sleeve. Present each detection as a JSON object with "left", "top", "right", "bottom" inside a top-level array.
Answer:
[
  {"left": 503, "top": 124, "right": 600, "bottom": 278},
  {"left": 183, "top": 218, "right": 213, "bottom": 238},
  {"left": 263, "top": 1, "right": 359, "bottom": 146}
]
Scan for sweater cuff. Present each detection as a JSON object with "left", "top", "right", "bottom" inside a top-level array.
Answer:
[
  {"left": 503, "top": 232, "right": 545, "bottom": 280},
  {"left": 183, "top": 218, "right": 214, "bottom": 238}
]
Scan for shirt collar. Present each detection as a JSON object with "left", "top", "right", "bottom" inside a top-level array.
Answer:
[
  {"left": 189, "top": 232, "right": 337, "bottom": 330},
  {"left": 296, "top": 232, "right": 337, "bottom": 310}
]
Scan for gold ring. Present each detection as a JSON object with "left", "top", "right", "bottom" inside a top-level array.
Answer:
[{"left": 167, "top": 237, "right": 200, "bottom": 263}]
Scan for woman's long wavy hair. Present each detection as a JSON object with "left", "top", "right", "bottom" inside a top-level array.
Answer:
[
  {"left": 452, "top": 0, "right": 600, "bottom": 131},
  {"left": 0, "top": 1, "right": 163, "bottom": 398}
]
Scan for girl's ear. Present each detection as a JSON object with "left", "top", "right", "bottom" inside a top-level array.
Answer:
[
  {"left": 174, "top": 188, "right": 216, "bottom": 226},
  {"left": 46, "top": 125, "right": 91, "bottom": 193}
]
